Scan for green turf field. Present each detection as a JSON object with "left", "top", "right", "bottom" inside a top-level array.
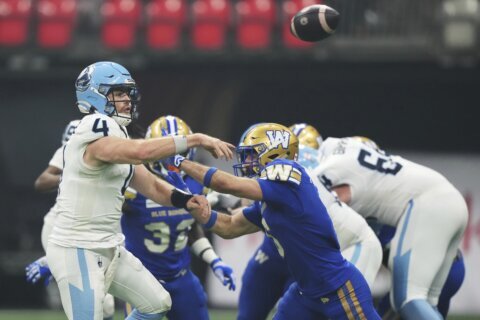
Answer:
[{"left": 0, "top": 310, "right": 479, "bottom": 320}]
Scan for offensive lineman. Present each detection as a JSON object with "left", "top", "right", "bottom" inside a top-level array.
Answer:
[{"left": 313, "top": 133, "right": 468, "bottom": 319}]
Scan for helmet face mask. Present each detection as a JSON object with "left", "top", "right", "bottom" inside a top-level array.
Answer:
[
  {"left": 75, "top": 61, "right": 140, "bottom": 126},
  {"left": 233, "top": 123, "right": 299, "bottom": 177}
]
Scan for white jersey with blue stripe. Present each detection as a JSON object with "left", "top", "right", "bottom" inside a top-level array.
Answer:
[
  {"left": 50, "top": 114, "right": 134, "bottom": 249},
  {"left": 314, "top": 137, "right": 453, "bottom": 226}
]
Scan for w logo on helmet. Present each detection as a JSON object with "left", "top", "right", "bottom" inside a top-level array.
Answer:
[
  {"left": 75, "top": 65, "right": 93, "bottom": 92},
  {"left": 266, "top": 130, "right": 290, "bottom": 149}
]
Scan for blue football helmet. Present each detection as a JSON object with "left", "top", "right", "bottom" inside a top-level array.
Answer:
[
  {"left": 61, "top": 119, "right": 81, "bottom": 145},
  {"left": 145, "top": 115, "right": 195, "bottom": 175},
  {"left": 75, "top": 61, "right": 140, "bottom": 126}
]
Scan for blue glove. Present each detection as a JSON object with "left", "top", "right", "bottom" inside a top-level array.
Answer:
[
  {"left": 25, "top": 256, "right": 52, "bottom": 286},
  {"left": 164, "top": 154, "right": 186, "bottom": 170},
  {"left": 210, "top": 258, "right": 236, "bottom": 291},
  {"left": 165, "top": 171, "right": 190, "bottom": 193}
]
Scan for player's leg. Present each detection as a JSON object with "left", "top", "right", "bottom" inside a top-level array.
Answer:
[
  {"left": 102, "top": 293, "right": 115, "bottom": 320},
  {"left": 161, "top": 270, "right": 209, "bottom": 320},
  {"left": 108, "top": 246, "right": 171, "bottom": 319},
  {"left": 389, "top": 192, "right": 467, "bottom": 319},
  {"left": 41, "top": 210, "right": 56, "bottom": 252},
  {"left": 46, "top": 243, "right": 111, "bottom": 320},
  {"left": 273, "top": 282, "right": 327, "bottom": 320},
  {"left": 436, "top": 250, "right": 465, "bottom": 317},
  {"left": 341, "top": 232, "right": 382, "bottom": 289},
  {"left": 238, "top": 248, "right": 290, "bottom": 320}
]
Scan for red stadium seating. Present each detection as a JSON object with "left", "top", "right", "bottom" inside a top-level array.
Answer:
[
  {"left": 0, "top": 0, "right": 32, "bottom": 46},
  {"left": 191, "top": 0, "right": 230, "bottom": 50},
  {"left": 101, "top": 0, "right": 141, "bottom": 49},
  {"left": 281, "top": 0, "right": 319, "bottom": 49},
  {"left": 145, "top": 0, "right": 186, "bottom": 50},
  {"left": 235, "top": 0, "right": 275, "bottom": 50},
  {"left": 37, "top": 0, "right": 77, "bottom": 48}
]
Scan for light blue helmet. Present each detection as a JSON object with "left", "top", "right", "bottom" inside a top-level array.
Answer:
[
  {"left": 61, "top": 119, "right": 81, "bottom": 145},
  {"left": 75, "top": 61, "right": 139, "bottom": 126}
]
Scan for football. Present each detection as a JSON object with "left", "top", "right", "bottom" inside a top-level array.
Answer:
[{"left": 290, "top": 4, "right": 340, "bottom": 42}]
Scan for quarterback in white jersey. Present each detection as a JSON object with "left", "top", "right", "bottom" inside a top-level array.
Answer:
[
  {"left": 46, "top": 61, "right": 234, "bottom": 320},
  {"left": 313, "top": 135, "right": 468, "bottom": 319},
  {"left": 291, "top": 124, "right": 382, "bottom": 288},
  {"left": 26, "top": 119, "right": 116, "bottom": 319}
]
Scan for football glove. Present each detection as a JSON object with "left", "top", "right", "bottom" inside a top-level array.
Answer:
[
  {"left": 165, "top": 171, "right": 190, "bottom": 193},
  {"left": 210, "top": 258, "right": 236, "bottom": 291},
  {"left": 165, "top": 154, "right": 186, "bottom": 169},
  {"left": 25, "top": 256, "right": 52, "bottom": 286}
]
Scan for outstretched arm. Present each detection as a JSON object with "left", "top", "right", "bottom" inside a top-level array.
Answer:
[
  {"left": 179, "top": 160, "right": 263, "bottom": 201},
  {"left": 85, "top": 133, "right": 235, "bottom": 166}
]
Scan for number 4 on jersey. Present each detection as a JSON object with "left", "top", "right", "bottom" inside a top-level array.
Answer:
[{"left": 92, "top": 118, "right": 109, "bottom": 136}]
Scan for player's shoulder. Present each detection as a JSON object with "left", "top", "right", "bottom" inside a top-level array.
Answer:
[
  {"left": 260, "top": 159, "right": 303, "bottom": 185},
  {"left": 76, "top": 114, "right": 127, "bottom": 139}
]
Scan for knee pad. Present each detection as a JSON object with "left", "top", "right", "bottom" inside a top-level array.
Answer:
[{"left": 103, "top": 293, "right": 115, "bottom": 319}]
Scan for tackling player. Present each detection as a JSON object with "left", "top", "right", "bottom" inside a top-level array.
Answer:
[
  {"left": 237, "top": 124, "right": 382, "bottom": 319},
  {"left": 46, "top": 61, "right": 234, "bottom": 320},
  {"left": 313, "top": 132, "right": 468, "bottom": 319},
  {"left": 169, "top": 123, "right": 380, "bottom": 319},
  {"left": 122, "top": 115, "right": 235, "bottom": 320}
]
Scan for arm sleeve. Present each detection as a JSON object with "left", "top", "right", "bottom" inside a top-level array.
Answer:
[{"left": 242, "top": 202, "right": 263, "bottom": 229}]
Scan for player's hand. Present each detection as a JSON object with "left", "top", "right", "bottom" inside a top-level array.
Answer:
[
  {"left": 165, "top": 171, "right": 190, "bottom": 192},
  {"left": 196, "top": 134, "right": 235, "bottom": 160},
  {"left": 25, "top": 256, "right": 52, "bottom": 286},
  {"left": 186, "top": 195, "right": 211, "bottom": 223},
  {"left": 210, "top": 258, "right": 236, "bottom": 291}
]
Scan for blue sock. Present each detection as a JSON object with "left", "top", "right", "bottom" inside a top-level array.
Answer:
[{"left": 400, "top": 299, "right": 443, "bottom": 320}]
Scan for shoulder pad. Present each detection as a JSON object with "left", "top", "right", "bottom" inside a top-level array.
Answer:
[{"left": 260, "top": 160, "right": 302, "bottom": 185}]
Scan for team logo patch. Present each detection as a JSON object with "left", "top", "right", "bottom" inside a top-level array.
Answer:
[
  {"left": 266, "top": 130, "right": 290, "bottom": 149},
  {"left": 75, "top": 65, "right": 94, "bottom": 92}
]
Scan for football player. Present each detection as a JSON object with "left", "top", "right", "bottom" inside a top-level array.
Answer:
[
  {"left": 237, "top": 124, "right": 382, "bottom": 319},
  {"left": 167, "top": 123, "right": 380, "bottom": 319},
  {"left": 26, "top": 119, "right": 116, "bottom": 320},
  {"left": 122, "top": 115, "right": 235, "bottom": 320},
  {"left": 46, "top": 61, "right": 234, "bottom": 320},
  {"left": 312, "top": 133, "right": 468, "bottom": 319}
]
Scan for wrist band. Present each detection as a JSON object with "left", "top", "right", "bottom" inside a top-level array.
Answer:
[
  {"left": 171, "top": 189, "right": 193, "bottom": 209},
  {"left": 203, "top": 210, "right": 218, "bottom": 229},
  {"left": 203, "top": 167, "right": 218, "bottom": 187},
  {"left": 173, "top": 135, "right": 188, "bottom": 154}
]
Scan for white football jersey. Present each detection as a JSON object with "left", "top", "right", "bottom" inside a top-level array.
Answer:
[
  {"left": 48, "top": 146, "right": 64, "bottom": 169},
  {"left": 314, "top": 137, "right": 453, "bottom": 226},
  {"left": 307, "top": 168, "right": 374, "bottom": 250},
  {"left": 50, "top": 114, "right": 134, "bottom": 249}
]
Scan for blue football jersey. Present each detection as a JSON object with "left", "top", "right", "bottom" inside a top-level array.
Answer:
[
  {"left": 244, "top": 159, "right": 353, "bottom": 298},
  {"left": 121, "top": 176, "right": 203, "bottom": 279}
]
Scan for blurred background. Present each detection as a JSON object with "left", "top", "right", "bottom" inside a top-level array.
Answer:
[{"left": 1, "top": 0, "right": 479, "bottom": 318}]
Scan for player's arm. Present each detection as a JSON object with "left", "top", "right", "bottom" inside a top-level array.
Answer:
[
  {"left": 130, "top": 165, "right": 210, "bottom": 218},
  {"left": 85, "top": 133, "right": 234, "bottom": 166},
  {"left": 34, "top": 165, "right": 62, "bottom": 193},
  {"left": 179, "top": 159, "right": 263, "bottom": 201},
  {"left": 189, "top": 223, "right": 237, "bottom": 290},
  {"left": 331, "top": 184, "right": 352, "bottom": 204}
]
